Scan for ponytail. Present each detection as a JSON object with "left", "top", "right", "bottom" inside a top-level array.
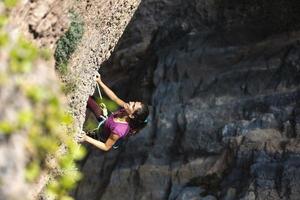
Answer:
[{"left": 128, "top": 103, "right": 149, "bottom": 134}]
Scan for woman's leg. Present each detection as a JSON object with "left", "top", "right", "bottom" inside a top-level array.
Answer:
[
  {"left": 87, "top": 96, "right": 103, "bottom": 121},
  {"left": 87, "top": 96, "right": 109, "bottom": 142}
]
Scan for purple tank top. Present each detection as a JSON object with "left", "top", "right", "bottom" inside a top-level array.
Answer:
[{"left": 104, "top": 112, "right": 130, "bottom": 138}]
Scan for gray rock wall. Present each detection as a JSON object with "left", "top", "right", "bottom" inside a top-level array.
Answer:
[{"left": 76, "top": 0, "right": 300, "bottom": 200}]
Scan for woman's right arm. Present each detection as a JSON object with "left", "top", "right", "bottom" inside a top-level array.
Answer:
[{"left": 96, "top": 75, "right": 126, "bottom": 107}]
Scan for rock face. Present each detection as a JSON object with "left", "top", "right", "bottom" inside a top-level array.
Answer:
[
  {"left": 65, "top": 0, "right": 141, "bottom": 134},
  {"left": 1, "top": 0, "right": 142, "bottom": 199},
  {"left": 0, "top": 0, "right": 143, "bottom": 199},
  {"left": 12, "top": 0, "right": 70, "bottom": 49},
  {"left": 2, "top": 0, "right": 300, "bottom": 199},
  {"left": 0, "top": 1, "right": 69, "bottom": 199},
  {"left": 75, "top": 0, "right": 300, "bottom": 200}
]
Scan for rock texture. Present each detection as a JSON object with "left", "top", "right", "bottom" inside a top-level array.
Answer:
[
  {"left": 0, "top": 0, "right": 142, "bottom": 199},
  {"left": 12, "top": 0, "right": 70, "bottom": 50},
  {"left": 75, "top": 0, "right": 300, "bottom": 200},
  {"left": 0, "top": 0, "right": 143, "bottom": 199},
  {"left": 2, "top": 0, "right": 300, "bottom": 199},
  {"left": 65, "top": 0, "right": 141, "bottom": 134}
]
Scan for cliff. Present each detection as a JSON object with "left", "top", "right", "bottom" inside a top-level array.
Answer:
[
  {"left": 1, "top": 0, "right": 300, "bottom": 200},
  {"left": 0, "top": 0, "right": 139, "bottom": 199},
  {"left": 75, "top": 0, "right": 300, "bottom": 200}
]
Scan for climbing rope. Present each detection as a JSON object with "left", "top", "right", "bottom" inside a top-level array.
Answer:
[
  {"left": 96, "top": 81, "right": 102, "bottom": 99},
  {"left": 92, "top": 79, "right": 109, "bottom": 131}
]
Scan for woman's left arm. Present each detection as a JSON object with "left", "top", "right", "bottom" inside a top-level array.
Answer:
[
  {"left": 83, "top": 133, "right": 120, "bottom": 151},
  {"left": 95, "top": 75, "right": 127, "bottom": 107}
]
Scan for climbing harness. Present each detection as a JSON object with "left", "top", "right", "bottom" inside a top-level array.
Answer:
[{"left": 96, "top": 80, "right": 103, "bottom": 99}]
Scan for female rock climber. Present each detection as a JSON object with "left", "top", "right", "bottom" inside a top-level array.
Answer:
[{"left": 79, "top": 73, "right": 149, "bottom": 151}]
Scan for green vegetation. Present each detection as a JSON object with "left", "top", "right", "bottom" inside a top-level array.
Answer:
[
  {"left": 62, "top": 80, "right": 77, "bottom": 94},
  {"left": 10, "top": 37, "right": 38, "bottom": 73},
  {"left": 0, "top": 2, "right": 86, "bottom": 200},
  {"left": 83, "top": 97, "right": 118, "bottom": 133},
  {"left": 3, "top": 0, "right": 18, "bottom": 8},
  {"left": 54, "top": 11, "right": 84, "bottom": 75},
  {"left": 95, "top": 97, "right": 119, "bottom": 113},
  {"left": 0, "top": 120, "right": 14, "bottom": 135}
]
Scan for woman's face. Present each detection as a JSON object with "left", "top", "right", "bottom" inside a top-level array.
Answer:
[{"left": 124, "top": 101, "right": 142, "bottom": 117}]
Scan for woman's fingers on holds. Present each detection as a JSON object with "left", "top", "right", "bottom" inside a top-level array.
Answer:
[
  {"left": 77, "top": 132, "right": 86, "bottom": 142},
  {"left": 94, "top": 72, "right": 101, "bottom": 81},
  {"left": 123, "top": 103, "right": 130, "bottom": 110}
]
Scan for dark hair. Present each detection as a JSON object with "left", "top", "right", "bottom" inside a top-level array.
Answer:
[{"left": 128, "top": 103, "right": 149, "bottom": 134}]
